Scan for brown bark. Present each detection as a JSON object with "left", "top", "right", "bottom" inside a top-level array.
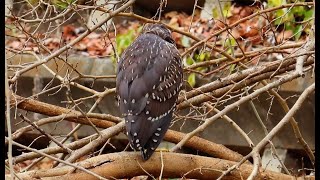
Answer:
[
  {"left": 11, "top": 94, "right": 118, "bottom": 127},
  {"left": 9, "top": 152, "right": 314, "bottom": 180}
]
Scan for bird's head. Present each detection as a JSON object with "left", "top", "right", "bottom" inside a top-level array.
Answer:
[{"left": 142, "top": 23, "right": 175, "bottom": 44}]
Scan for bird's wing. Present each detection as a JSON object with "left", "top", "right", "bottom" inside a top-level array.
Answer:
[
  {"left": 117, "top": 34, "right": 182, "bottom": 116},
  {"left": 116, "top": 34, "right": 183, "bottom": 158}
]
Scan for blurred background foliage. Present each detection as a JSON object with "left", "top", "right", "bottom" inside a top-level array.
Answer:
[{"left": 17, "top": 0, "right": 315, "bottom": 88}]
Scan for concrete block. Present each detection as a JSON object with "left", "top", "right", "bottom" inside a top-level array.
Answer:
[
  {"left": 6, "top": 53, "right": 96, "bottom": 79},
  {"left": 89, "top": 57, "right": 116, "bottom": 76},
  {"left": 262, "top": 148, "right": 287, "bottom": 173},
  {"left": 43, "top": 55, "right": 94, "bottom": 78}
]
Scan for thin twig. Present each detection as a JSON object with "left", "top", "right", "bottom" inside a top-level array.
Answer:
[
  {"left": 5, "top": 43, "right": 16, "bottom": 180},
  {"left": 9, "top": 0, "right": 136, "bottom": 83},
  {"left": 245, "top": 88, "right": 291, "bottom": 175},
  {"left": 6, "top": 138, "right": 108, "bottom": 180},
  {"left": 19, "top": 114, "right": 73, "bottom": 153},
  {"left": 246, "top": 83, "right": 315, "bottom": 179},
  {"left": 171, "top": 71, "right": 303, "bottom": 151}
]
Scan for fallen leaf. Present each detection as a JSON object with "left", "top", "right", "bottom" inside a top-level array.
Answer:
[
  {"left": 62, "top": 25, "right": 76, "bottom": 37},
  {"left": 240, "top": 6, "right": 255, "bottom": 17},
  {"left": 169, "top": 17, "right": 178, "bottom": 26},
  {"left": 212, "top": 20, "right": 225, "bottom": 30},
  {"left": 196, "top": 26, "right": 204, "bottom": 34},
  {"left": 74, "top": 42, "right": 87, "bottom": 50},
  {"left": 8, "top": 41, "right": 21, "bottom": 49},
  {"left": 276, "top": 30, "right": 293, "bottom": 42},
  {"left": 247, "top": 35, "right": 263, "bottom": 45},
  {"left": 231, "top": 5, "right": 242, "bottom": 15},
  {"left": 165, "top": 11, "right": 178, "bottom": 19}
]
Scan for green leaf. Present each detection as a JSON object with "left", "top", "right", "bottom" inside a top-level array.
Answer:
[
  {"left": 212, "top": 8, "right": 220, "bottom": 19},
  {"left": 51, "top": 0, "right": 73, "bottom": 9},
  {"left": 274, "top": 9, "right": 285, "bottom": 25},
  {"left": 56, "top": 2, "right": 69, "bottom": 9},
  {"left": 230, "top": 37, "right": 236, "bottom": 46},
  {"left": 222, "top": 2, "right": 232, "bottom": 18},
  {"left": 284, "top": 22, "right": 294, "bottom": 31},
  {"left": 223, "top": 37, "right": 235, "bottom": 55},
  {"left": 115, "top": 29, "right": 135, "bottom": 55},
  {"left": 268, "top": 0, "right": 313, "bottom": 39},
  {"left": 268, "top": 0, "right": 284, "bottom": 7},
  {"left": 303, "top": 8, "right": 314, "bottom": 21},
  {"left": 229, "top": 64, "right": 236, "bottom": 74},
  {"left": 199, "top": 53, "right": 206, "bottom": 61},
  {"left": 27, "top": 0, "right": 39, "bottom": 5},
  {"left": 212, "top": 2, "right": 232, "bottom": 18},
  {"left": 186, "top": 57, "right": 194, "bottom": 65},
  {"left": 187, "top": 73, "right": 196, "bottom": 87},
  {"left": 293, "top": 24, "right": 303, "bottom": 41},
  {"left": 291, "top": 6, "right": 305, "bottom": 17},
  {"left": 224, "top": 37, "right": 236, "bottom": 48},
  {"left": 137, "top": 26, "right": 143, "bottom": 33}
]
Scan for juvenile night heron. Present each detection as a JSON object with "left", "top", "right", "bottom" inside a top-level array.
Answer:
[{"left": 116, "top": 23, "right": 183, "bottom": 160}]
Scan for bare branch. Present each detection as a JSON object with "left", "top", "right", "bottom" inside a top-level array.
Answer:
[
  {"left": 8, "top": 152, "right": 314, "bottom": 180},
  {"left": 6, "top": 138, "right": 108, "bottom": 180},
  {"left": 171, "top": 71, "right": 304, "bottom": 152}
]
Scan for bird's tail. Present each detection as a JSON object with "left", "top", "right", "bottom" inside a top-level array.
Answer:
[{"left": 141, "top": 148, "right": 153, "bottom": 161}]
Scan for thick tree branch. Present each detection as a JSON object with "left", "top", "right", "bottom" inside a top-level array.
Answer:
[
  {"left": 7, "top": 152, "right": 314, "bottom": 180},
  {"left": 8, "top": 95, "right": 244, "bottom": 164}
]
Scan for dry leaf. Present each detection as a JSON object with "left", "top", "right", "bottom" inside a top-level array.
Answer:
[
  {"left": 231, "top": 5, "right": 242, "bottom": 15},
  {"left": 240, "top": 6, "right": 255, "bottom": 17},
  {"left": 165, "top": 11, "right": 178, "bottom": 19},
  {"left": 276, "top": 30, "right": 293, "bottom": 42},
  {"left": 8, "top": 41, "right": 21, "bottom": 49}
]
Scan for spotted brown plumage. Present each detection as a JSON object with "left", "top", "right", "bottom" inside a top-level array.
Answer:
[{"left": 116, "top": 23, "right": 183, "bottom": 160}]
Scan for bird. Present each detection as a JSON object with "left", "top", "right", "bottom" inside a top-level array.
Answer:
[{"left": 116, "top": 23, "right": 183, "bottom": 160}]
